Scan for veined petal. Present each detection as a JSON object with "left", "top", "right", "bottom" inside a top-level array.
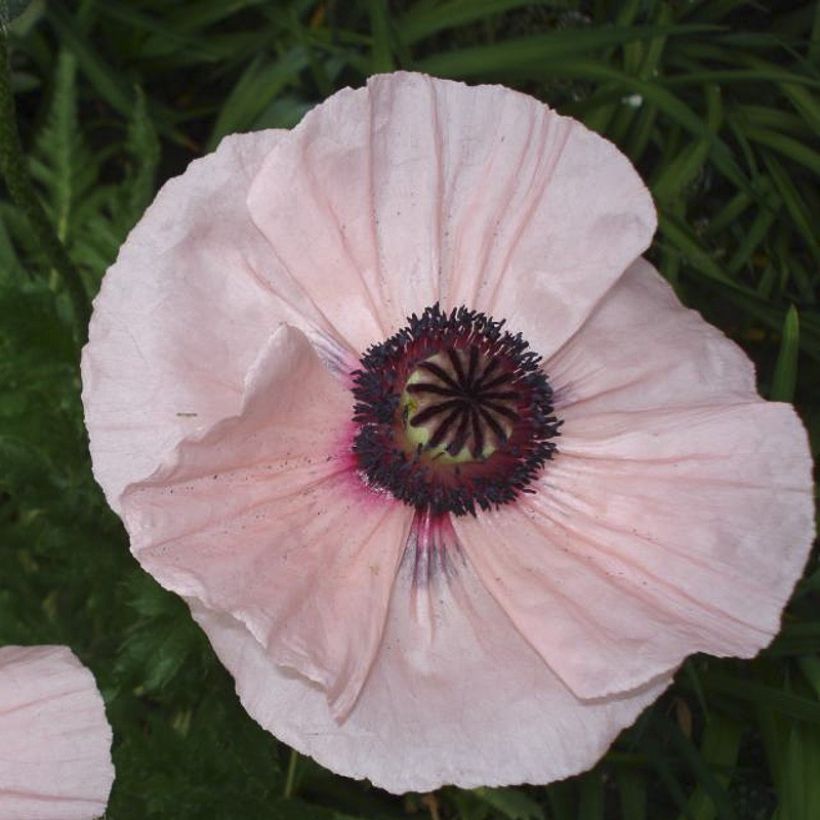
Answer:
[
  {"left": 246, "top": 73, "right": 656, "bottom": 355},
  {"left": 121, "top": 325, "right": 413, "bottom": 718},
  {"left": 0, "top": 646, "right": 114, "bottom": 820},
  {"left": 548, "top": 258, "right": 758, "bottom": 413},
  {"left": 82, "top": 129, "right": 353, "bottom": 514},
  {"left": 189, "top": 543, "right": 669, "bottom": 793},
  {"left": 455, "top": 401, "right": 813, "bottom": 700}
]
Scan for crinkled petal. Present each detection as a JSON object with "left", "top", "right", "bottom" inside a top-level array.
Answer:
[
  {"left": 455, "top": 401, "right": 813, "bottom": 701},
  {"left": 547, "top": 258, "right": 758, "bottom": 413},
  {"left": 0, "top": 646, "right": 114, "bottom": 820},
  {"left": 82, "top": 129, "right": 353, "bottom": 513},
  {"left": 189, "top": 541, "right": 670, "bottom": 793},
  {"left": 121, "top": 325, "right": 413, "bottom": 719},
  {"left": 247, "top": 72, "right": 655, "bottom": 355}
]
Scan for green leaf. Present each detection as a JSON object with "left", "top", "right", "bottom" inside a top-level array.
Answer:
[
  {"left": 578, "top": 771, "right": 604, "bottom": 820},
  {"left": 545, "top": 780, "right": 576, "bottom": 820},
  {"left": 773, "top": 725, "right": 820, "bottom": 820},
  {"left": 760, "top": 153, "right": 820, "bottom": 261},
  {"left": 29, "top": 49, "right": 93, "bottom": 245},
  {"left": 771, "top": 306, "right": 800, "bottom": 402},
  {"left": 398, "top": 0, "right": 569, "bottom": 45},
  {"left": 45, "top": 1, "right": 186, "bottom": 144},
  {"left": 124, "top": 86, "right": 160, "bottom": 225},
  {"left": 702, "top": 672, "right": 820, "bottom": 725},
  {"left": 679, "top": 715, "right": 743, "bottom": 820},
  {"left": 767, "top": 622, "right": 820, "bottom": 657},
  {"left": 368, "top": 0, "right": 395, "bottom": 73},
  {"left": 797, "top": 656, "right": 820, "bottom": 701},
  {"left": 652, "top": 84, "right": 722, "bottom": 204},
  {"left": 416, "top": 25, "right": 719, "bottom": 77},
  {"left": 744, "top": 126, "right": 820, "bottom": 177},
  {"left": 472, "top": 787, "right": 544, "bottom": 820},
  {"left": 1, "top": 0, "right": 34, "bottom": 23},
  {"left": 207, "top": 47, "right": 309, "bottom": 151},
  {"left": 616, "top": 766, "right": 647, "bottom": 820}
]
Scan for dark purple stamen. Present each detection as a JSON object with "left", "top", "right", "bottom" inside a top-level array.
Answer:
[{"left": 351, "top": 304, "right": 561, "bottom": 516}]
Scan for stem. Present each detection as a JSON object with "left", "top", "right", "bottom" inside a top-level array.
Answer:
[
  {"left": 0, "top": 20, "right": 90, "bottom": 341},
  {"left": 283, "top": 747, "right": 299, "bottom": 798}
]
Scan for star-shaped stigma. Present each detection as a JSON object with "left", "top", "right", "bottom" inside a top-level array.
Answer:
[
  {"left": 352, "top": 305, "right": 562, "bottom": 516},
  {"left": 405, "top": 347, "right": 519, "bottom": 461}
]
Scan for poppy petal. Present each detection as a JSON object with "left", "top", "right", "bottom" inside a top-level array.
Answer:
[
  {"left": 82, "top": 129, "right": 353, "bottom": 514},
  {"left": 246, "top": 73, "right": 656, "bottom": 355},
  {"left": 121, "top": 325, "right": 413, "bottom": 719},
  {"left": 189, "top": 548, "right": 669, "bottom": 793},
  {"left": 547, "top": 258, "right": 758, "bottom": 413},
  {"left": 455, "top": 400, "right": 813, "bottom": 700},
  {"left": 0, "top": 646, "right": 114, "bottom": 820}
]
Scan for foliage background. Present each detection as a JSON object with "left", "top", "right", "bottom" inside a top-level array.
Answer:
[{"left": 0, "top": 0, "right": 818, "bottom": 818}]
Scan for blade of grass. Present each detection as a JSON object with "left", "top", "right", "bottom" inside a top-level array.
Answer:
[
  {"left": 725, "top": 197, "right": 779, "bottom": 275},
  {"left": 637, "top": 729, "right": 694, "bottom": 820},
  {"left": 678, "top": 715, "right": 743, "bottom": 820},
  {"left": 797, "top": 656, "right": 820, "bottom": 700},
  {"left": 545, "top": 780, "right": 575, "bottom": 820},
  {"left": 616, "top": 765, "right": 647, "bottom": 820},
  {"left": 207, "top": 47, "right": 308, "bottom": 151},
  {"left": 774, "top": 725, "right": 820, "bottom": 820},
  {"left": 746, "top": 126, "right": 820, "bottom": 177},
  {"left": 658, "top": 213, "right": 749, "bottom": 293},
  {"left": 471, "top": 787, "right": 545, "bottom": 820},
  {"left": 782, "top": 82, "right": 820, "bottom": 133},
  {"left": 581, "top": 0, "right": 642, "bottom": 135},
  {"left": 416, "top": 25, "right": 720, "bottom": 77},
  {"left": 608, "top": 1, "right": 671, "bottom": 143},
  {"left": 770, "top": 306, "right": 800, "bottom": 402},
  {"left": 761, "top": 152, "right": 820, "bottom": 262},
  {"left": 653, "top": 83, "right": 722, "bottom": 204},
  {"left": 45, "top": 2, "right": 187, "bottom": 145},
  {"left": 701, "top": 672, "right": 820, "bottom": 725},
  {"left": 578, "top": 770, "right": 604, "bottom": 820},
  {"left": 398, "top": 0, "right": 569, "bottom": 46},
  {"left": 368, "top": 0, "right": 395, "bottom": 73}
]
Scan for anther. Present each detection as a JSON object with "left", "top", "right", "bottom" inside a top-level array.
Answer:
[{"left": 351, "top": 304, "right": 561, "bottom": 516}]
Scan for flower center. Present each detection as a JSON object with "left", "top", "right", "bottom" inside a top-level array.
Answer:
[
  {"left": 352, "top": 305, "right": 561, "bottom": 516},
  {"left": 402, "top": 349, "right": 517, "bottom": 463}
]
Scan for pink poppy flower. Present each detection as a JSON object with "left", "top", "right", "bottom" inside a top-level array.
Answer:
[
  {"left": 81, "top": 73, "right": 813, "bottom": 792},
  {"left": 0, "top": 646, "right": 114, "bottom": 819}
]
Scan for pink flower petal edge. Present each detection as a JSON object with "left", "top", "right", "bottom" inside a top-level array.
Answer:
[
  {"left": 188, "top": 545, "right": 671, "bottom": 793},
  {"left": 84, "top": 72, "right": 656, "bottom": 516},
  {"left": 0, "top": 646, "right": 114, "bottom": 820},
  {"left": 455, "top": 259, "right": 815, "bottom": 700},
  {"left": 81, "top": 127, "right": 354, "bottom": 515},
  {"left": 122, "top": 325, "right": 414, "bottom": 720},
  {"left": 247, "top": 71, "right": 656, "bottom": 360}
]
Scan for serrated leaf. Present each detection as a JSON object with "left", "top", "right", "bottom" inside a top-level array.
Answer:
[
  {"left": 1, "top": 0, "right": 33, "bottom": 23},
  {"left": 124, "top": 86, "right": 160, "bottom": 225},
  {"left": 30, "top": 49, "right": 96, "bottom": 245}
]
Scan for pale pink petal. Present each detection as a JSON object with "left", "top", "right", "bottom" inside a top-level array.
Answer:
[
  {"left": 121, "top": 325, "right": 413, "bottom": 718},
  {"left": 0, "top": 646, "right": 114, "bottom": 820},
  {"left": 81, "top": 129, "right": 354, "bottom": 514},
  {"left": 247, "top": 72, "right": 655, "bottom": 355},
  {"left": 189, "top": 542, "right": 670, "bottom": 794},
  {"left": 547, "top": 258, "right": 758, "bottom": 413},
  {"left": 455, "top": 401, "right": 813, "bottom": 701}
]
